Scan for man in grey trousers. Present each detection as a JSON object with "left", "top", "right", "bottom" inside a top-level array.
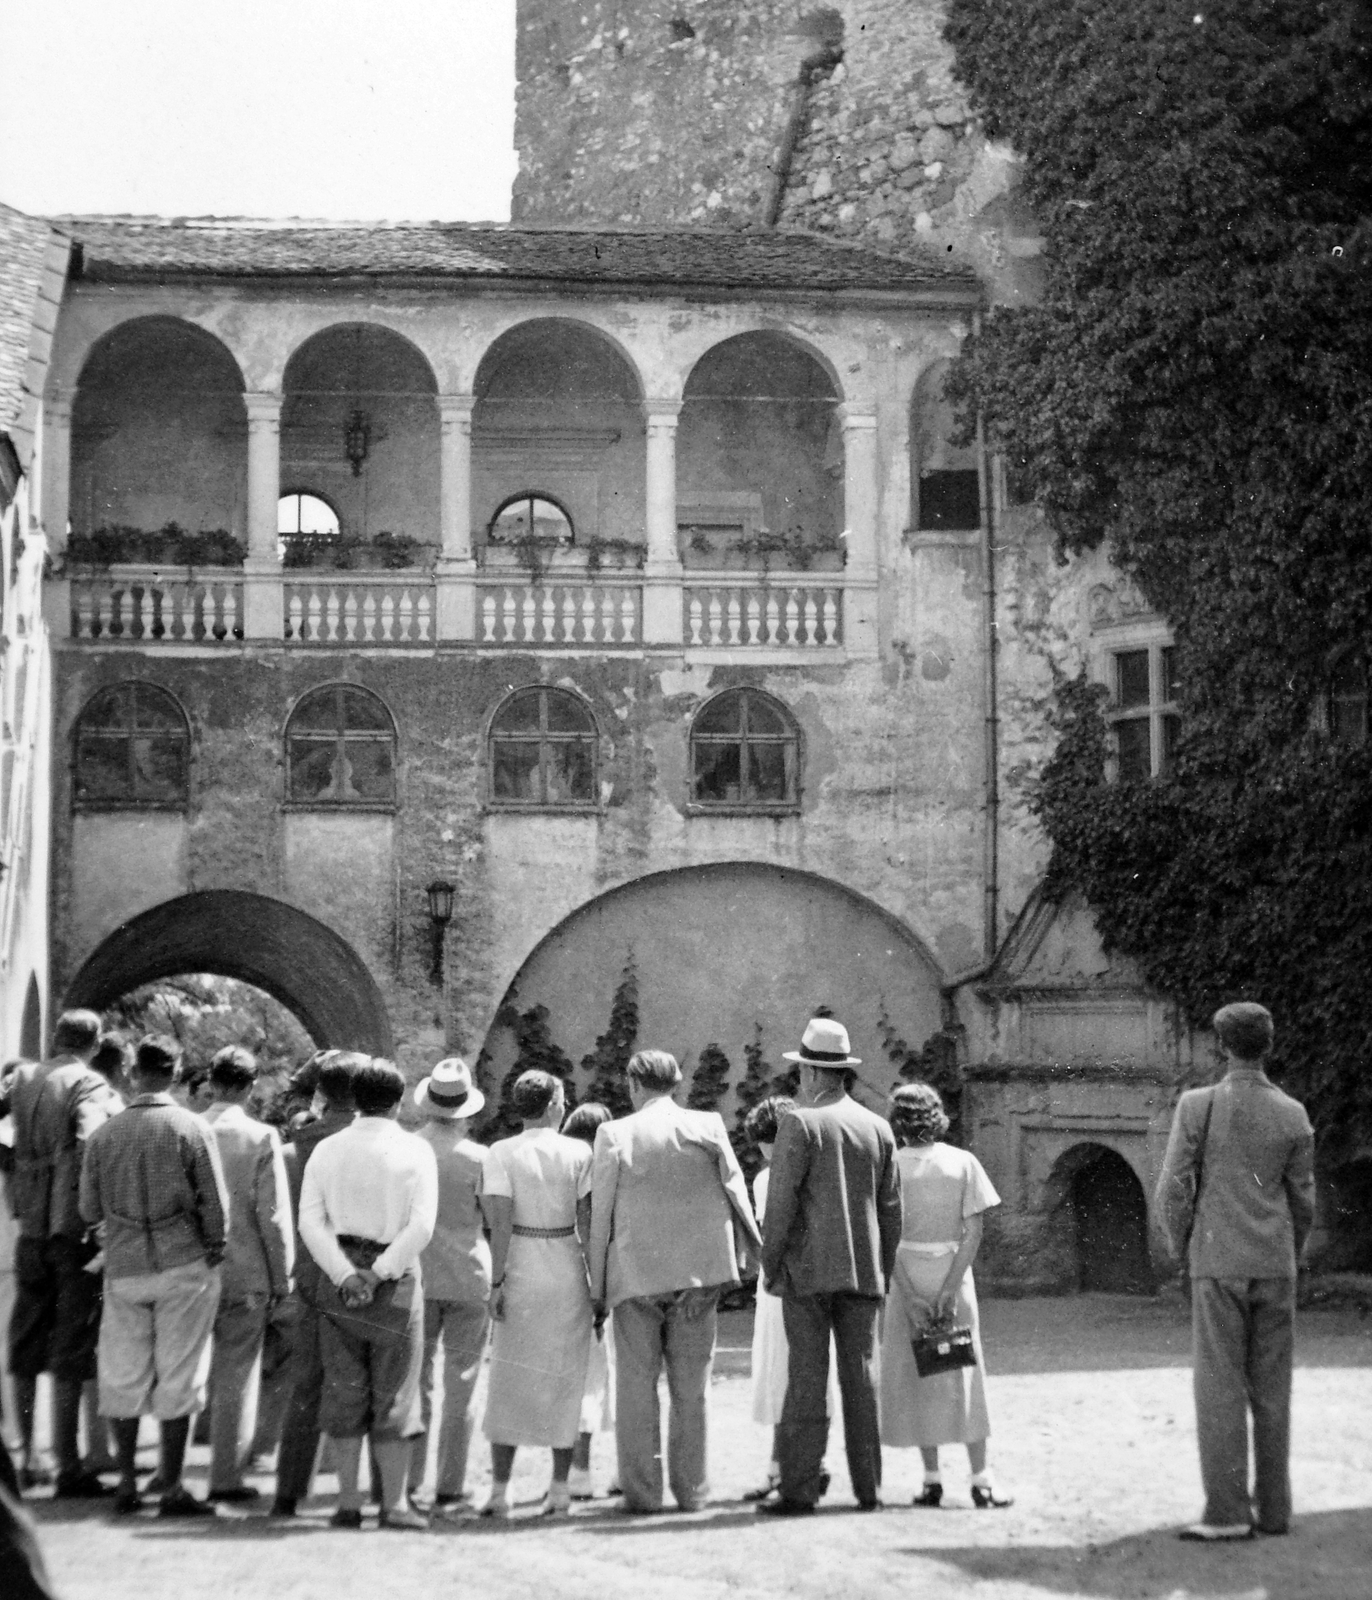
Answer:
[
  {"left": 1156, "top": 1001, "right": 1315, "bottom": 1542},
  {"left": 588, "top": 1050, "right": 761, "bottom": 1513}
]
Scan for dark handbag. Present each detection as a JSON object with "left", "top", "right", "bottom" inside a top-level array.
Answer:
[{"left": 912, "top": 1314, "right": 977, "bottom": 1378}]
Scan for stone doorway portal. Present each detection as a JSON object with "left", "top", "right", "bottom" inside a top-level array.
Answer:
[{"left": 1069, "top": 1144, "right": 1155, "bottom": 1294}]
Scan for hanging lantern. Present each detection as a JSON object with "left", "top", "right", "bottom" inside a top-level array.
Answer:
[{"left": 344, "top": 409, "right": 371, "bottom": 476}]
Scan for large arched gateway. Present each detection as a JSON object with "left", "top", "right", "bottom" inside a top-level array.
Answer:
[
  {"left": 64, "top": 890, "right": 392, "bottom": 1055},
  {"left": 480, "top": 862, "right": 946, "bottom": 1105}
]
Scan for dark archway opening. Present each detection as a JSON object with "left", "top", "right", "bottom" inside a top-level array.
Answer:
[
  {"left": 1070, "top": 1146, "right": 1155, "bottom": 1294},
  {"left": 1324, "top": 1158, "right": 1372, "bottom": 1271},
  {"left": 20, "top": 974, "right": 43, "bottom": 1058},
  {"left": 64, "top": 890, "right": 392, "bottom": 1056}
]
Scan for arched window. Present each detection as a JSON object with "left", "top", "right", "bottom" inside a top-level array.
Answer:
[
  {"left": 73, "top": 681, "right": 190, "bottom": 808},
  {"left": 911, "top": 360, "right": 981, "bottom": 531},
  {"left": 488, "top": 493, "right": 574, "bottom": 547},
  {"left": 489, "top": 686, "right": 598, "bottom": 808},
  {"left": 278, "top": 493, "right": 341, "bottom": 537},
  {"left": 286, "top": 684, "right": 396, "bottom": 807},
  {"left": 690, "top": 688, "right": 800, "bottom": 810}
]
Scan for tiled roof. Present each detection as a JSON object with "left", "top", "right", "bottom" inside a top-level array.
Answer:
[
  {"left": 56, "top": 216, "right": 980, "bottom": 296},
  {"left": 0, "top": 204, "right": 69, "bottom": 471}
]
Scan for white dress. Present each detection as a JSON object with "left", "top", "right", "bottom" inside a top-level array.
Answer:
[
  {"left": 879, "top": 1142, "right": 1000, "bottom": 1448},
  {"left": 481, "top": 1127, "right": 594, "bottom": 1449},
  {"left": 750, "top": 1166, "right": 839, "bottom": 1427}
]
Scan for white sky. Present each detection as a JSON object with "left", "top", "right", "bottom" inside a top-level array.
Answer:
[{"left": 0, "top": 0, "right": 517, "bottom": 221}]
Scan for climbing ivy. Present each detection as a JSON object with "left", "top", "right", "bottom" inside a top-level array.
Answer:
[
  {"left": 686, "top": 1042, "right": 733, "bottom": 1113},
  {"left": 945, "top": 0, "right": 1372, "bottom": 1155},
  {"left": 486, "top": 997, "right": 579, "bottom": 1141},
  {"left": 580, "top": 955, "right": 640, "bottom": 1119}
]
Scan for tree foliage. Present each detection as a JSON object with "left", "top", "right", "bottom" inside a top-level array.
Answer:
[{"left": 945, "top": 0, "right": 1372, "bottom": 1152}]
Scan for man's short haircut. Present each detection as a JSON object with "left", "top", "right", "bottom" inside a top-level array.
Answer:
[
  {"left": 53, "top": 1009, "right": 102, "bottom": 1057},
  {"left": 317, "top": 1052, "right": 362, "bottom": 1109},
  {"left": 509, "top": 1069, "right": 564, "bottom": 1122},
  {"left": 1212, "top": 1002, "right": 1275, "bottom": 1062},
  {"left": 626, "top": 1049, "right": 682, "bottom": 1092},
  {"left": 744, "top": 1095, "right": 795, "bottom": 1146},
  {"left": 91, "top": 1033, "right": 132, "bottom": 1080},
  {"left": 351, "top": 1058, "right": 406, "bottom": 1116},
  {"left": 135, "top": 1034, "right": 182, "bottom": 1081},
  {"left": 562, "top": 1101, "right": 611, "bottom": 1145},
  {"left": 209, "top": 1045, "right": 258, "bottom": 1093}
]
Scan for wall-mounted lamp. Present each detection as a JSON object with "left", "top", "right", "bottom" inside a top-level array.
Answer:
[
  {"left": 426, "top": 879, "right": 456, "bottom": 986},
  {"left": 344, "top": 409, "right": 372, "bottom": 476}
]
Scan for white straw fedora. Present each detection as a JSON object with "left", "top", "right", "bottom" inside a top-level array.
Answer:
[
  {"left": 781, "top": 1015, "right": 862, "bottom": 1068},
  {"left": 414, "top": 1056, "right": 485, "bottom": 1119}
]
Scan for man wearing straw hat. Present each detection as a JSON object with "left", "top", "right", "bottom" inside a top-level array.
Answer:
[
  {"left": 408, "top": 1058, "right": 489, "bottom": 1513},
  {"left": 758, "top": 1014, "right": 901, "bottom": 1516}
]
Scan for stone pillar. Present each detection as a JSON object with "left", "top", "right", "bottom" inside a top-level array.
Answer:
[
  {"left": 642, "top": 399, "right": 683, "bottom": 646},
  {"left": 839, "top": 404, "right": 880, "bottom": 658},
  {"left": 40, "top": 388, "right": 74, "bottom": 549},
  {"left": 243, "top": 391, "right": 284, "bottom": 640},
  {"left": 435, "top": 394, "right": 477, "bottom": 641}
]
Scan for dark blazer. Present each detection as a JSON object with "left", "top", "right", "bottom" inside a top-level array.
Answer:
[
  {"left": 1156, "top": 1066, "right": 1315, "bottom": 1279},
  {"left": 760, "top": 1094, "right": 902, "bottom": 1297}
]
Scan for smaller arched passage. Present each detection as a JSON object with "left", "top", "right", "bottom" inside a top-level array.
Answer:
[
  {"left": 1046, "top": 1142, "right": 1156, "bottom": 1295},
  {"left": 64, "top": 890, "right": 392, "bottom": 1055}
]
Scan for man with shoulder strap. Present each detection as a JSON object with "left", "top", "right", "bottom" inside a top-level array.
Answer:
[
  {"left": 1, "top": 1009, "right": 122, "bottom": 1496},
  {"left": 1156, "top": 1001, "right": 1316, "bottom": 1542}
]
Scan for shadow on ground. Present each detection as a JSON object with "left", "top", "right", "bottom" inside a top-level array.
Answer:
[{"left": 898, "top": 1508, "right": 1372, "bottom": 1598}]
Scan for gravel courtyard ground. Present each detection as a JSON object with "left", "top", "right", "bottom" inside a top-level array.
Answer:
[{"left": 26, "top": 1294, "right": 1372, "bottom": 1600}]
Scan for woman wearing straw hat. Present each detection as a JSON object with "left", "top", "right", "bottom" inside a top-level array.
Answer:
[{"left": 409, "top": 1058, "right": 489, "bottom": 1514}]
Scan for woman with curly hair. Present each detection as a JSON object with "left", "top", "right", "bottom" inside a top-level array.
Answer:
[{"left": 879, "top": 1082, "right": 1012, "bottom": 1509}]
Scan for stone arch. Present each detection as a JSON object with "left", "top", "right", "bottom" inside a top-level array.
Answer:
[
  {"left": 281, "top": 323, "right": 440, "bottom": 548},
  {"left": 64, "top": 890, "right": 392, "bottom": 1055},
  {"left": 678, "top": 331, "right": 844, "bottom": 567},
  {"left": 1044, "top": 1141, "right": 1155, "bottom": 1294},
  {"left": 909, "top": 356, "right": 981, "bottom": 531},
  {"left": 20, "top": 973, "right": 43, "bottom": 1059},
  {"left": 479, "top": 861, "right": 945, "bottom": 1111},
  {"left": 72, "top": 315, "right": 248, "bottom": 538},
  {"left": 471, "top": 318, "right": 646, "bottom": 550}
]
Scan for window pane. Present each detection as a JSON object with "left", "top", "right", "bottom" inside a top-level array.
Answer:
[
  {"left": 490, "top": 500, "right": 533, "bottom": 542},
  {"left": 492, "top": 740, "right": 541, "bottom": 801},
  {"left": 130, "top": 688, "right": 185, "bottom": 733},
  {"left": 1116, "top": 718, "right": 1151, "bottom": 782},
  {"left": 918, "top": 469, "right": 981, "bottom": 530},
  {"left": 1161, "top": 714, "right": 1180, "bottom": 771},
  {"left": 1116, "top": 651, "right": 1150, "bottom": 709},
  {"left": 494, "top": 691, "right": 542, "bottom": 733},
  {"left": 341, "top": 689, "right": 392, "bottom": 732},
  {"left": 297, "top": 494, "right": 339, "bottom": 535},
  {"left": 132, "top": 737, "right": 187, "bottom": 801},
  {"left": 290, "top": 690, "right": 343, "bottom": 734},
  {"left": 80, "top": 689, "right": 131, "bottom": 732},
  {"left": 344, "top": 739, "right": 395, "bottom": 801},
  {"left": 529, "top": 498, "right": 573, "bottom": 542},
  {"left": 742, "top": 693, "right": 787, "bottom": 736},
  {"left": 695, "top": 692, "right": 743, "bottom": 736},
  {"left": 76, "top": 738, "right": 132, "bottom": 801},
  {"left": 693, "top": 740, "right": 742, "bottom": 803},
  {"left": 746, "top": 740, "right": 791, "bottom": 802},
  {"left": 544, "top": 691, "right": 592, "bottom": 734},
  {"left": 289, "top": 739, "right": 346, "bottom": 801},
  {"left": 546, "top": 739, "right": 595, "bottom": 802},
  {"left": 1162, "top": 646, "right": 1180, "bottom": 703}
]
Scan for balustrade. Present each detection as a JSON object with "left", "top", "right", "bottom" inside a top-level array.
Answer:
[
  {"left": 69, "top": 566, "right": 243, "bottom": 643},
  {"left": 683, "top": 576, "right": 843, "bottom": 649},
  {"left": 284, "top": 574, "right": 435, "bottom": 645},
  {"left": 476, "top": 579, "right": 642, "bottom": 647}
]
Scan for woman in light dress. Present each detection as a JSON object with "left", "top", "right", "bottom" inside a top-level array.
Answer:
[
  {"left": 479, "top": 1070, "right": 594, "bottom": 1517},
  {"left": 879, "top": 1082, "right": 1012, "bottom": 1509},
  {"left": 744, "top": 1096, "right": 838, "bottom": 1502},
  {"left": 560, "top": 1101, "right": 616, "bottom": 1500}
]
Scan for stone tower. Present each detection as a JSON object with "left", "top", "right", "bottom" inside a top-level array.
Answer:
[{"left": 512, "top": 0, "right": 1043, "bottom": 303}]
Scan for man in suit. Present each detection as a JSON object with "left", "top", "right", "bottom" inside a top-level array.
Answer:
[
  {"left": 1156, "top": 1001, "right": 1315, "bottom": 1542},
  {"left": 589, "top": 1049, "right": 762, "bottom": 1514},
  {"left": 759, "top": 1015, "right": 902, "bottom": 1515},
  {"left": 200, "top": 1047, "right": 294, "bottom": 1502}
]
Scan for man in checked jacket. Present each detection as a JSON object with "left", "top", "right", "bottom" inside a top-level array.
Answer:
[{"left": 79, "top": 1035, "right": 229, "bottom": 1517}]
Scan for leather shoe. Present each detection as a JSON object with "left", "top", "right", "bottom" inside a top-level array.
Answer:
[
  {"left": 112, "top": 1487, "right": 143, "bottom": 1516},
  {"left": 913, "top": 1483, "right": 943, "bottom": 1508},
  {"left": 329, "top": 1507, "right": 364, "bottom": 1529},
  {"left": 1178, "top": 1522, "right": 1253, "bottom": 1541},
  {"left": 208, "top": 1486, "right": 261, "bottom": 1503},
  {"left": 269, "top": 1496, "right": 298, "bottom": 1518},
  {"left": 158, "top": 1488, "right": 216, "bottom": 1518},
  {"left": 856, "top": 1498, "right": 883, "bottom": 1512},
  {"left": 54, "top": 1470, "right": 114, "bottom": 1499},
  {"left": 756, "top": 1498, "right": 815, "bottom": 1517},
  {"left": 971, "top": 1485, "right": 1014, "bottom": 1509},
  {"left": 379, "top": 1505, "right": 429, "bottom": 1530}
]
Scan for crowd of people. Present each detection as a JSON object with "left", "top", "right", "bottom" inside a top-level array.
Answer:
[{"left": 0, "top": 997, "right": 1316, "bottom": 1553}]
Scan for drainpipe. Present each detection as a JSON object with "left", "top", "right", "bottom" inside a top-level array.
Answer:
[
  {"left": 763, "top": 42, "right": 843, "bottom": 228},
  {"left": 974, "top": 313, "right": 1000, "bottom": 962}
]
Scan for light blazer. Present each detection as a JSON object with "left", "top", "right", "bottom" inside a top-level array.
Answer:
[
  {"left": 202, "top": 1102, "right": 294, "bottom": 1299},
  {"left": 1156, "top": 1066, "right": 1315, "bottom": 1279},
  {"left": 761, "top": 1095, "right": 902, "bottom": 1298},
  {"left": 589, "top": 1095, "right": 762, "bottom": 1309}
]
